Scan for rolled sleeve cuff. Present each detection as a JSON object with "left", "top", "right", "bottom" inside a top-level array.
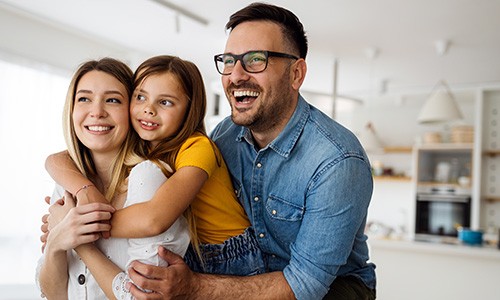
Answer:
[{"left": 283, "top": 263, "right": 329, "bottom": 300}]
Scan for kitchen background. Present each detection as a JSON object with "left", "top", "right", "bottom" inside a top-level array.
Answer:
[{"left": 1, "top": 1, "right": 500, "bottom": 299}]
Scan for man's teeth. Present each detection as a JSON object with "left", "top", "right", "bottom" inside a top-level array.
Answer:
[
  {"left": 234, "top": 90, "right": 259, "bottom": 97},
  {"left": 141, "top": 120, "right": 158, "bottom": 127},
  {"left": 88, "top": 126, "right": 111, "bottom": 132}
]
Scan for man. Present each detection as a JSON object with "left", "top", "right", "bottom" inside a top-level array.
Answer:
[{"left": 128, "top": 3, "right": 376, "bottom": 299}]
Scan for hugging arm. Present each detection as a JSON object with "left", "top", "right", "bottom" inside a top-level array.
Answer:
[
  {"left": 110, "top": 166, "right": 207, "bottom": 238},
  {"left": 45, "top": 152, "right": 207, "bottom": 239},
  {"left": 45, "top": 151, "right": 108, "bottom": 205},
  {"left": 128, "top": 247, "right": 295, "bottom": 299}
]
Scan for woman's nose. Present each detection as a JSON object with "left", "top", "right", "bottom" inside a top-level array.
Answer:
[{"left": 90, "top": 103, "right": 107, "bottom": 118}]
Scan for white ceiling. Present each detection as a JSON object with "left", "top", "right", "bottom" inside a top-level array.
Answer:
[{"left": 2, "top": 0, "right": 500, "bottom": 102}]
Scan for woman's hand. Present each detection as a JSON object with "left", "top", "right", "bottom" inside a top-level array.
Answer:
[{"left": 44, "top": 199, "right": 115, "bottom": 254}]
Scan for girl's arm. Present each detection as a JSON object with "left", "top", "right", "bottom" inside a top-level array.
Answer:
[
  {"left": 45, "top": 151, "right": 108, "bottom": 205},
  {"left": 111, "top": 166, "right": 208, "bottom": 238}
]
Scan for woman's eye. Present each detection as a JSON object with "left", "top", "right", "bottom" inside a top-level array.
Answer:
[
  {"left": 77, "top": 97, "right": 89, "bottom": 102},
  {"left": 107, "top": 98, "right": 121, "bottom": 104}
]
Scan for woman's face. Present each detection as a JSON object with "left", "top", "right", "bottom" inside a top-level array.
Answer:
[
  {"left": 72, "top": 70, "right": 130, "bottom": 156},
  {"left": 130, "top": 72, "right": 189, "bottom": 147}
]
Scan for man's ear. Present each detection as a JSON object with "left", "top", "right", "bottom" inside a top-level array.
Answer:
[{"left": 291, "top": 58, "right": 307, "bottom": 91}]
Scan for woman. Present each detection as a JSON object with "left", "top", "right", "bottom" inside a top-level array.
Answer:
[{"left": 37, "top": 58, "right": 190, "bottom": 299}]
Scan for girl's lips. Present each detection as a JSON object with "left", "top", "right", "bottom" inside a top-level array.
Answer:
[{"left": 138, "top": 119, "right": 159, "bottom": 130}]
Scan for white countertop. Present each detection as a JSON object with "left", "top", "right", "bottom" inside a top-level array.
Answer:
[{"left": 369, "top": 237, "right": 500, "bottom": 260}]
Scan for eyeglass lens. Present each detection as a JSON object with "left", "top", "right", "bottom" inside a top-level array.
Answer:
[{"left": 217, "top": 51, "right": 268, "bottom": 75}]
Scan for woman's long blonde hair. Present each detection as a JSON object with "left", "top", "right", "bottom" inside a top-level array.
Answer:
[{"left": 62, "top": 58, "right": 137, "bottom": 200}]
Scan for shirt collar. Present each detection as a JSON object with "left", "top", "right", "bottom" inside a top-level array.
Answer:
[{"left": 236, "top": 94, "right": 310, "bottom": 158}]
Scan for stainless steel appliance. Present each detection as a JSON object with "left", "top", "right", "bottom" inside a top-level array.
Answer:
[{"left": 415, "top": 185, "right": 471, "bottom": 242}]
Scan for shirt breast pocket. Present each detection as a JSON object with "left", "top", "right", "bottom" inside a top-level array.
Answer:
[{"left": 265, "top": 195, "right": 304, "bottom": 245}]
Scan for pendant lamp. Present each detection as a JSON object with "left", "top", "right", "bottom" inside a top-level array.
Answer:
[
  {"left": 417, "top": 39, "right": 463, "bottom": 124},
  {"left": 417, "top": 80, "right": 463, "bottom": 124}
]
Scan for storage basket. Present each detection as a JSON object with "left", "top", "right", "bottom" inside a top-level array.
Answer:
[{"left": 451, "top": 126, "right": 474, "bottom": 143}]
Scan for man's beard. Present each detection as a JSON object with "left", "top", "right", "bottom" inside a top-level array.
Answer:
[{"left": 231, "top": 80, "right": 292, "bottom": 133}]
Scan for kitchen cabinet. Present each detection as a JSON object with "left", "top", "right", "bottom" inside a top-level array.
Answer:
[
  {"left": 369, "top": 238, "right": 500, "bottom": 300},
  {"left": 414, "top": 143, "right": 473, "bottom": 186},
  {"left": 407, "top": 88, "right": 500, "bottom": 240},
  {"left": 411, "top": 143, "right": 473, "bottom": 241}
]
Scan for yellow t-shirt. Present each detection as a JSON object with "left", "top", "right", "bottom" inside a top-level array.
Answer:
[{"left": 175, "top": 133, "right": 250, "bottom": 244}]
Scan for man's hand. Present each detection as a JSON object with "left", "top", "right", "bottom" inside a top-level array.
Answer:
[{"left": 128, "top": 247, "right": 197, "bottom": 299}]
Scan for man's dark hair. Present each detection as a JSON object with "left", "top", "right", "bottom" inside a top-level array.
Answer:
[{"left": 226, "top": 2, "right": 308, "bottom": 59}]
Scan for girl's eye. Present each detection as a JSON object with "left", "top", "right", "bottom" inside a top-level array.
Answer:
[
  {"left": 159, "top": 99, "right": 173, "bottom": 107},
  {"left": 77, "top": 97, "right": 89, "bottom": 102},
  {"left": 107, "top": 98, "right": 121, "bottom": 104},
  {"left": 136, "top": 94, "right": 146, "bottom": 102}
]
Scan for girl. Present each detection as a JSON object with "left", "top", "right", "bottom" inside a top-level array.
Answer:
[
  {"left": 37, "top": 57, "right": 190, "bottom": 299},
  {"left": 43, "top": 55, "right": 265, "bottom": 298}
]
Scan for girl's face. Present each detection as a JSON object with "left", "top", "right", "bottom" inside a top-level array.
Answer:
[
  {"left": 130, "top": 72, "right": 189, "bottom": 147},
  {"left": 72, "top": 70, "right": 130, "bottom": 156}
]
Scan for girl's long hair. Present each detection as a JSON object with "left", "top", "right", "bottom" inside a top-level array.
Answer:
[{"left": 131, "top": 55, "right": 219, "bottom": 261}]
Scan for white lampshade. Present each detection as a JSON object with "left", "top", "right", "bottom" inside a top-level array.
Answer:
[{"left": 417, "top": 80, "right": 463, "bottom": 124}]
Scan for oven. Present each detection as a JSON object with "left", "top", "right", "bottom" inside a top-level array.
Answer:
[{"left": 415, "top": 186, "right": 471, "bottom": 242}]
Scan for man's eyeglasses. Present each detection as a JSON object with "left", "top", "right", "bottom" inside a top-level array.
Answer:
[{"left": 214, "top": 50, "right": 299, "bottom": 75}]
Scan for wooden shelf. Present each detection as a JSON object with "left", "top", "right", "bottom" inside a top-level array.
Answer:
[
  {"left": 417, "top": 143, "right": 473, "bottom": 150},
  {"left": 374, "top": 175, "right": 411, "bottom": 182},
  {"left": 383, "top": 146, "right": 413, "bottom": 153},
  {"left": 485, "top": 196, "right": 500, "bottom": 202},
  {"left": 484, "top": 150, "right": 500, "bottom": 157}
]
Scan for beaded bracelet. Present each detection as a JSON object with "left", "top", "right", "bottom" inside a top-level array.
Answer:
[{"left": 74, "top": 184, "right": 94, "bottom": 198}]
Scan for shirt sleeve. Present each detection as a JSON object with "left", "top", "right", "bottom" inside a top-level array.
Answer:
[
  {"left": 283, "top": 156, "right": 373, "bottom": 299},
  {"left": 175, "top": 135, "right": 219, "bottom": 177}
]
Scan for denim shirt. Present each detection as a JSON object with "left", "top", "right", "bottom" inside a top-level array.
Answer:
[{"left": 211, "top": 95, "right": 376, "bottom": 300}]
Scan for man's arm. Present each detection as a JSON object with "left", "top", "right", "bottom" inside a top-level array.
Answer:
[{"left": 128, "top": 247, "right": 295, "bottom": 300}]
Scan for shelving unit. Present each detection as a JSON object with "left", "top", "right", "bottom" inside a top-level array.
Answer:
[{"left": 475, "top": 89, "right": 500, "bottom": 231}]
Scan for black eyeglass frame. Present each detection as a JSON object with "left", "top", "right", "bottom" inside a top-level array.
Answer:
[{"left": 214, "top": 50, "right": 299, "bottom": 75}]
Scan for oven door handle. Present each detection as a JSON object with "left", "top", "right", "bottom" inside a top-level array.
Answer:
[{"left": 417, "top": 194, "right": 470, "bottom": 203}]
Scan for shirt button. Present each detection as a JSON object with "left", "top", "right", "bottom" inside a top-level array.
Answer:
[
  {"left": 259, "top": 233, "right": 265, "bottom": 238},
  {"left": 254, "top": 196, "right": 259, "bottom": 202},
  {"left": 256, "top": 162, "right": 262, "bottom": 168},
  {"left": 272, "top": 209, "right": 277, "bottom": 215},
  {"left": 78, "top": 274, "right": 86, "bottom": 285}
]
